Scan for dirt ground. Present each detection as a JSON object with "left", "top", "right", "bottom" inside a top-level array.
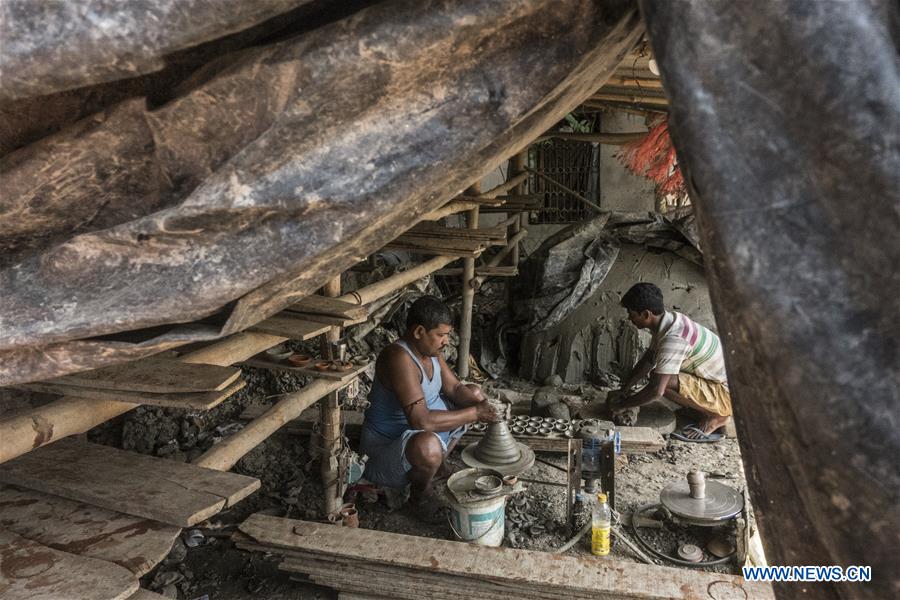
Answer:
[{"left": 118, "top": 368, "right": 750, "bottom": 600}]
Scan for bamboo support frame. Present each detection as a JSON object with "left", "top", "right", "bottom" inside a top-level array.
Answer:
[
  {"left": 457, "top": 184, "right": 480, "bottom": 379},
  {"left": 338, "top": 256, "right": 455, "bottom": 307},
  {"left": 319, "top": 277, "right": 343, "bottom": 513},
  {"left": 194, "top": 377, "right": 346, "bottom": 472},
  {"left": 535, "top": 132, "right": 647, "bottom": 145},
  {"left": 0, "top": 331, "right": 289, "bottom": 465},
  {"left": 509, "top": 151, "right": 527, "bottom": 267}
]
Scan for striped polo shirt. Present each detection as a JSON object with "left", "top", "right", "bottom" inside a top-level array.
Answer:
[{"left": 650, "top": 311, "right": 728, "bottom": 387}]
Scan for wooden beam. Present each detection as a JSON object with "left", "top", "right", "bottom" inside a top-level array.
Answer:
[
  {"left": 590, "top": 92, "right": 669, "bottom": 107},
  {"left": 285, "top": 295, "right": 368, "bottom": 321},
  {"left": 604, "top": 75, "right": 664, "bottom": 89},
  {"left": 420, "top": 201, "right": 480, "bottom": 221},
  {"left": 0, "top": 439, "right": 260, "bottom": 527},
  {"left": 193, "top": 377, "right": 348, "bottom": 472},
  {"left": 319, "top": 279, "right": 343, "bottom": 515},
  {"left": 238, "top": 514, "right": 775, "bottom": 600},
  {"left": 457, "top": 183, "right": 479, "bottom": 379},
  {"left": 509, "top": 151, "right": 527, "bottom": 267},
  {"left": 536, "top": 132, "right": 647, "bottom": 145},
  {"left": 239, "top": 358, "right": 366, "bottom": 383},
  {"left": 338, "top": 256, "right": 456, "bottom": 306}
]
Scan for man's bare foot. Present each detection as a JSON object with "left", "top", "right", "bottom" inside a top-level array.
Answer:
[{"left": 699, "top": 415, "right": 729, "bottom": 435}]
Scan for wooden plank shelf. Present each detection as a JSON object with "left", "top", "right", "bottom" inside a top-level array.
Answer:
[
  {"left": 0, "top": 528, "right": 138, "bottom": 600},
  {"left": 248, "top": 315, "right": 333, "bottom": 340},
  {"left": 240, "top": 357, "right": 368, "bottom": 383},
  {"left": 0, "top": 439, "right": 260, "bottom": 528},
  {"left": 11, "top": 378, "right": 246, "bottom": 410},
  {"left": 0, "top": 484, "right": 180, "bottom": 577},
  {"left": 284, "top": 295, "right": 368, "bottom": 327},
  {"left": 44, "top": 358, "right": 241, "bottom": 394}
]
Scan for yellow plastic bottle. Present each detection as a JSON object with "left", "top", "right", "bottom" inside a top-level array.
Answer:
[{"left": 591, "top": 492, "right": 611, "bottom": 556}]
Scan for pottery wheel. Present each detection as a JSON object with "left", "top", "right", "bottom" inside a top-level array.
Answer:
[
  {"left": 461, "top": 421, "right": 535, "bottom": 476},
  {"left": 660, "top": 479, "right": 743, "bottom": 525}
]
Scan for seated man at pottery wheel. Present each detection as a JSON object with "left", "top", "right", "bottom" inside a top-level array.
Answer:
[{"left": 360, "top": 295, "right": 499, "bottom": 517}]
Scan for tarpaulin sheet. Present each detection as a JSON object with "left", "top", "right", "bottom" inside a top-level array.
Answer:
[{"left": 0, "top": 0, "right": 642, "bottom": 384}]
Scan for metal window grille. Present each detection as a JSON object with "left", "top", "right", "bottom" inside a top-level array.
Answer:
[{"left": 528, "top": 139, "right": 599, "bottom": 224}]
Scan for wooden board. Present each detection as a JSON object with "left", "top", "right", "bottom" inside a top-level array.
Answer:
[
  {"left": 46, "top": 358, "right": 241, "bottom": 394},
  {"left": 286, "top": 295, "right": 368, "bottom": 321},
  {"left": 12, "top": 379, "right": 246, "bottom": 410},
  {"left": 0, "top": 439, "right": 260, "bottom": 528},
  {"left": 405, "top": 223, "right": 507, "bottom": 242},
  {"left": 236, "top": 406, "right": 662, "bottom": 453},
  {"left": 240, "top": 358, "right": 368, "bottom": 383},
  {"left": 248, "top": 316, "right": 332, "bottom": 340},
  {"left": 0, "top": 528, "right": 138, "bottom": 600},
  {"left": 127, "top": 591, "right": 169, "bottom": 600},
  {"left": 238, "top": 515, "right": 774, "bottom": 600},
  {"left": 0, "top": 484, "right": 180, "bottom": 577}
]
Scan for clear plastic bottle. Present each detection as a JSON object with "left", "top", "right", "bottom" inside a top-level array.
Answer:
[{"left": 591, "top": 492, "right": 611, "bottom": 556}]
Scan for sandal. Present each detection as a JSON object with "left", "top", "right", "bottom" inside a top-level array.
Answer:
[{"left": 671, "top": 424, "right": 724, "bottom": 443}]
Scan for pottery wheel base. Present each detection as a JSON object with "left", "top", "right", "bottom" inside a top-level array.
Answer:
[{"left": 461, "top": 443, "right": 535, "bottom": 477}]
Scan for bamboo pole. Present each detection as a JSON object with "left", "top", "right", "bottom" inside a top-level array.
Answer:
[
  {"left": 535, "top": 132, "right": 647, "bottom": 145},
  {"left": 319, "top": 277, "right": 343, "bottom": 514},
  {"left": 0, "top": 331, "right": 288, "bottom": 465},
  {"left": 338, "top": 255, "right": 455, "bottom": 306},
  {"left": 590, "top": 93, "right": 669, "bottom": 107},
  {"left": 603, "top": 76, "right": 664, "bottom": 89},
  {"left": 473, "top": 229, "right": 528, "bottom": 288},
  {"left": 420, "top": 201, "right": 480, "bottom": 221},
  {"left": 525, "top": 167, "right": 604, "bottom": 214},
  {"left": 457, "top": 184, "right": 479, "bottom": 379},
  {"left": 509, "top": 151, "right": 527, "bottom": 267},
  {"left": 194, "top": 378, "right": 346, "bottom": 471}
]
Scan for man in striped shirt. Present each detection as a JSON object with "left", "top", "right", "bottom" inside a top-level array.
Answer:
[{"left": 607, "top": 283, "right": 732, "bottom": 442}]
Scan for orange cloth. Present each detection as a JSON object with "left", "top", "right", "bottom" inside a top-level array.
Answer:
[{"left": 678, "top": 372, "right": 732, "bottom": 417}]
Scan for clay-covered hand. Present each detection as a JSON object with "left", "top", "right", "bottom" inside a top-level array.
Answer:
[
  {"left": 475, "top": 401, "right": 500, "bottom": 423},
  {"left": 605, "top": 389, "right": 627, "bottom": 414}
]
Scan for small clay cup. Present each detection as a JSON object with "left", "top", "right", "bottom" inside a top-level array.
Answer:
[
  {"left": 340, "top": 506, "right": 359, "bottom": 528},
  {"left": 525, "top": 426, "right": 540, "bottom": 436},
  {"left": 314, "top": 361, "right": 331, "bottom": 372},
  {"left": 330, "top": 360, "right": 354, "bottom": 372},
  {"left": 512, "top": 425, "right": 525, "bottom": 435},
  {"left": 287, "top": 353, "right": 312, "bottom": 367}
]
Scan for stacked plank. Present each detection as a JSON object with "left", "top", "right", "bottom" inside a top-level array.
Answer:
[
  {"left": 0, "top": 439, "right": 259, "bottom": 528},
  {"left": 385, "top": 223, "right": 506, "bottom": 257},
  {"left": 478, "top": 193, "right": 543, "bottom": 213},
  {"left": 236, "top": 514, "right": 774, "bottom": 600},
  {"left": 9, "top": 357, "right": 245, "bottom": 410},
  {"left": 1, "top": 484, "right": 178, "bottom": 599},
  {"left": 285, "top": 295, "right": 369, "bottom": 327}
]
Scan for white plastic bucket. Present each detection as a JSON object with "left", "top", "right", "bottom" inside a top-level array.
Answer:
[{"left": 446, "top": 493, "right": 506, "bottom": 547}]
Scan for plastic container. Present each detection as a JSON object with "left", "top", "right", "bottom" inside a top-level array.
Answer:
[{"left": 591, "top": 492, "right": 612, "bottom": 556}]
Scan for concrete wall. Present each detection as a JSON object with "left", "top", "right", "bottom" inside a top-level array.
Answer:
[{"left": 598, "top": 111, "right": 657, "bottom": 212}]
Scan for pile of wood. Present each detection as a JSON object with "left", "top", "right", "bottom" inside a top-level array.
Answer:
[
  {"left": 8, "top": 357, "right": 245, "bottom": 410},
  {"left": 236, "top": 514, "right": 774, "bottom": 600},
  {"left": 386, "top": 223, "right": 507, "bottom": 257}
]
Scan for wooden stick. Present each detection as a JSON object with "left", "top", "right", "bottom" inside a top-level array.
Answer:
[
  {"left": 525, "top": 166, "right": 604, "bottom": 214},
  {"left": 535, "top": 132, "right": 647, "bottom": 145},
  {"left": 338, "top": 255, "right": 455, "bottom": 306},
  {"left": 457, "top": 184, "right": 479, "bottom": 379},
  {"left": 473, "top": 229, "right": 528, "bottom": 288},
  {"left": 194, "top": 377, "right": 347, "bottom": 472},
  {"left": 603, "top": 76, "right": 664, "bottom": 89},
  {"left": 319, "top": 278, "right": 343, "bottom": 514},
  {"left": 590, "top": 93, "right": 669, "bottom": 106},
  {"left": 509, "top": 151, "right": 527, "bottom": 267},
  {"left": 420, "top": 201, "right": 481, "bottom": 221}
]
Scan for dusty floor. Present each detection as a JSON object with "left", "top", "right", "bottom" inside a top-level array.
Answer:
[{"left": 126, "top": 370, "right": 750, "bottom": 599}]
